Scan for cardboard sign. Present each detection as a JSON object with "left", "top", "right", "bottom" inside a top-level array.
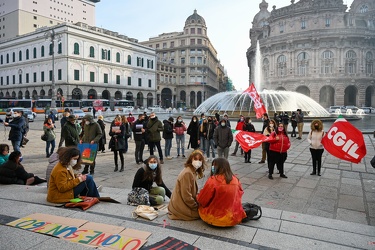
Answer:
[
  {"left": 78, "top": 143, "right": 98, "bottom": 165},
  {"left": 7, "top": 213, "right": 151, "bottom": 250}
]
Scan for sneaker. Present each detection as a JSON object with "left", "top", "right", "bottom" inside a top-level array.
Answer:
[
  {"left": 160, "top": 160, "right": 164, "bottom": 164},
  {"left": 166, "top": 156, "right": 173, "bottom": 160},
  {"left": 97, "top": 185, "right": 103, "bottom": 192}
]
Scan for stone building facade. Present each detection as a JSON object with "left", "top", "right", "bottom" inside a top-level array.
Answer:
[
  {"left": 247, "top": 0, "right": 375, "bottom": 108},
  {"left": 0, "top": 22, "right": 156, "bottom": 107},
  {"left": 141, "top": 10, "right": 225, "bottom": 109}
]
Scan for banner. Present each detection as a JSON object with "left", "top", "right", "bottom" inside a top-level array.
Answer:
[
  {"left": 243, "top": 83, "right": 267, "bottom": 119},
  {"left": 234, "top": 131, "right": 271, "bottom": 152},
  {"left": 321, "top": 118, "right": 366, "bottom": 163}
]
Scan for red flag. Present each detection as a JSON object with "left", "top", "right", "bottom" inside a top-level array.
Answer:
[
  {"left": 235, "top": 131, "right": 271, "bottom": 152},
  {"left": 243, "top": 83, "right": 267, "bottom": 119},
  {"left": 321, "top": 118, "right": 366, "bottom": 163}
]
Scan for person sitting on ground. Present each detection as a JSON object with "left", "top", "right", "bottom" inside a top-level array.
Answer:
[
  {"left": 45, "top": 147, "right": 66, "bottom": 186},
  {"left": 132, "top": 155, "right": 171, "bottom": 205},
  {"left": 168, "top": 150, "right": 206, "bottom": 221},
  {"left": 0, "top": 151, "right": 46, "bottom": 185},
  {"left": 47, "top": 147, "right": 100, "bottom": 203},
  {"left": 197, "top": 158, "right": 246, "bottom": 227},
  {"left": 0, "top": 144, "right": 10, "bottom": 166}
]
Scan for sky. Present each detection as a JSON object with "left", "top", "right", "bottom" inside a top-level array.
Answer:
[{"left": 95, "top": 0, "right": 355, "bottom": 91}]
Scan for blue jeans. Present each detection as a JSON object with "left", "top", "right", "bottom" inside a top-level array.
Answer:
[
  {"left": 200, "top": 136, "right": 206, "bottom": 154},
  {"left": 164, "top": 139, "right": 172, "bottom": 157},
  {"left": 46, "top": 140, "right": 55, "bottom": 156},
  {"left": 175, "top": 134, "right": 185, "bottom": 156},
  {"left": 74, "top": 175, "right": 100, "bottom": 198},
  {"left": 12, "top": 140, "right": 21, "bottom": 153},
  {"left": 205, "top": 138, "right": 216, "bottom": 158}
]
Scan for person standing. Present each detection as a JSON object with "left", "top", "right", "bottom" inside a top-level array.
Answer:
[
  {"left": 121, "top": 115, "right": 131, "bottom": 153},
  {"left": 43, "top": 118, "right": 56, "bottom": 158},
  {"left": 4, "top": 110, "right": 26, "bottom": 153},
  {"left": 187, "top": 116, "right": 200, "bottom": 150},
  {"left": 80, "top": 115, "right": 103, "bottom": 175},
  {"left": 146, "top": 112, "right": 164, "bottom": 164},
  {"left": 243, "top": 117, "right": 255, "bottom": 163},
  {"left": 97, "top": 115, "right": 106, "bottom": 153},
  {"left": 58, "top": 111, "right": 70, "bottom": 148},
  {"left": 213, "top": 119, "right": 233, "bottom": 159},
  {"left": 231, "top": 115, "right": 245, "bottom": 156},
  {"left": 268, "top": 123, "right": 290, "bottom": 179},
  {"left": 109, "top": 116, "right": 126, "bottom": 172},
  {"left": 296, "top": 109, "right": 304, "bottom": 139},
  {"left": 223, "top": 114, "right": 231, "bottom": 128},
  {"left": 264, "top": 119, "right": 276, "bottom": 170},
  {"left": 61, "top": 115, "right": 81, "bottom": 147},
  {"left": 199, "top": 113, "right": 206, "bottom": 154},
  {"left": 205, "top": 116, "right": 216, "bottom": 162},
  {"left": 281, "top": 112, "right": 289, "bottom": 134},
  {"left": 163, "top": 117, "right": 174, "bottom": 160},
  {"left": 259, "top": 113, "right": 270, "bottom": 163},
  {"left": 133, "top": 114, "right": 147, "bottom": 164},
  {"left": 290, "top": 112, "right": 297, "bottom": 137},
  {"left": 127, "top": 113, "right": 135, "bottom": 140},
  {"left": 308, "top": 120, "right": 325, "bottom": 176},
  {"left": 174, "top": 116, "right": 187, "bottom": 158},
  {"left": 92, "top": 107, "right": 96, "bottom": 119}
]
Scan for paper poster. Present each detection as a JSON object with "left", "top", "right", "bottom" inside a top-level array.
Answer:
[{"left": 78, "top": 143, "right": 98, "bottom": 165}]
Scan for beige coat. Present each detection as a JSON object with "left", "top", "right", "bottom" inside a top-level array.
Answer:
[{"left": 168, "top": 166, "right": 199, "bottom": 221}]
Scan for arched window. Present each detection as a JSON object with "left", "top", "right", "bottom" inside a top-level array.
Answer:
[
  {"left": 116, "top": 52, "right": 120, "bottom": 63},
  {"left": 360, "top": 5, "right": 368, "bottom": 13},
  {"left": 297, "top": 52, "right": 309, "bottom": 76},
  {"left": 26, "top": 49, "right": 29, "bottom": 60},
  {"left": 277, "top": 55, "right": 287, "bottom": 76},
  {"left": 58, "top": 42, "right": 62, "bottom": 54},
  {"left": 107, "top": 50, "right": 111, "bottom": 60},
  {"left": 41, "top": 46, "right": 45, "bottom": 57},
  {"left": 33, "top": 48, "right": 37, "bottom": 59},
  {"left": 365, "top": 52, "right": 373, "bottom": 75},
  {"left": 263, "top": 58, "right": 269, "bottom": 78},
  {"left": 321, "top": 50, "right": 334, "bottom": 75},
  {"left": 6, "top": 53, "right": 9, "bottom": 63},
  {"left": 12, "top": 52, "right": 16, "bottom": 62},
  {"left": 49, "top": 43, "right": 53, "bottom": 55},
  {"left": 73, "top": 42, "right": 79, "bottom": 55},
  {"left": 0, "top": 55, "right": 3, "bottom": 64},
  {"left": 127, "top": 55, "right": 131, "bottom": 65},
  {"left": 89, "top": 46, "right": 95, "bottom": 58},
  {"left": 19, "top": 51, "right": 22, "bottom": 61},
  {"left": 345, "top": 50, "right": 357, "bottom": 74}
]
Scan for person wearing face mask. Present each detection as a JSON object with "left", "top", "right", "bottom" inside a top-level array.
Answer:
[
  {"left": 80, "top": 115, "right": 103, "bottom": 175},
  {"left": 231, "top": 115, "right": 245, "bottom": 156},
  {"left": 213, "top": 119, "right": 233, "bottom": 159},
  {"left": 268, "top": 123, "right": 291, "bottom": 179},
  {"left": 58, "top": 111, "right": 70, "bottom": 148},
  {"left": 146, "top": 112, "right": 164, "bottom": 164},
  {"left": 4, "top": 110, "right": 26, "bottom": 153},
  {"left": 131, "top": 155, "right": 171, "bottom": 205},
  {"left": 243, "top": 117, "right": 255, "bottom": 163},
  {"left": 133, "top": 114, "right": 147, "bottom": 164},
  {"left": 204, "top": 116, "right": 216, "bottom": 162},
  {"left": 162, "top": 117, "right": 174, "bottom": 160},
  {"left": 0, "top": 151, "right": 46, "bottom": 185},
  {"left": 61, "top": 115, "right": 81, "bottom": 147},
  {"left": 168, "top": 150, "right": 206, "bottom": 221},
  {"left": 109, "top": 117, "right": 126, "bottom": 172},
  {"left": 197, "top": 158, "right": 246, "bottom": 227},
  {"left": 263, "top": 119, "right": 276, "bottom": 169},
  {"left": 47, "top": 147, "right": 100, "bottom": 203},
  {"left": 97, "top": 115, "right": 106, "bottom": 153},
  {"left": 308, "top": 120, "right": 325, "bottom": 176},
  {"left": 290, "top": 112, "right": 297, "bottom": 137},
  {"left": 43, "top": 118, "right": 56, "bottom": 158},
  {"left": 259, "top": 113, "right": 270, "bottom": 163},
  {"left": 199, "top": 117, "right": 208, "bottom": 155},
  {"left": 187, "top": 116, "right": 200, "bottom": 150},
  {"left": 174, "top": 116, "right": 187, "bottom": 158}
]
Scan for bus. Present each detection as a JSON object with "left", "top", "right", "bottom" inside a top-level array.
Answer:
[
  {"left": 0, "top": 99, "right": 33, "bottom": 114},
  {"left": 81, "top": 99, "right": 110, "bottom": 112},
  {"left": 114, "top": 100, "right": 135, "bottom": 111},
  {"left": 32, "top": 99, "right": 81, "bottom": 114}
]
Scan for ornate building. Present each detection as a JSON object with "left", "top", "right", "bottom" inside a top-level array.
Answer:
[
  {"left": 141, "top": 10, "right": 225, "bottom": 109},
  {"left": 247, "top": 0, "right": 375, "bottom": 108},
  {"left": 0, "top": 22, "right": 156, "bottom": 107}
]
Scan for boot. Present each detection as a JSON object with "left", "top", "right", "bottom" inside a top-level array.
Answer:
[
  {"left": 310, "top": 166, "right": 316, "bottom": 175},
  {"left": 317, "top": 166, "right": 321, "bottom": 176},
  {"left": 119, "top": 166, "right": 124, "bottom": 172},
  {"left": 114, "top": 165, "right": 118, "bottom": 172}
]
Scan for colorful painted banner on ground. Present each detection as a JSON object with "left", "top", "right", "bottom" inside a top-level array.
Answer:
[
  {"left": 7, "top": 213, "right": 151, "bottom": 250},
  {"left": 321, "top": 118, "right": 366, "bottom": 163},
  {"left": 78, "top": 143, "right": 98, "bottom": 165},
  {"left": 233, "top": 130, "right": 271, "bottom": 152},
  {"left": 243, "top": 83, "right": 267, "bottom": 119},
  {"left": 143, "top": 237, "right": 200, "bottom": 250}
]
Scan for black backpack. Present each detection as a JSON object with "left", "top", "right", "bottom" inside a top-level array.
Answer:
[{"left": 242, "top": 203, "right": 262, "bottom": 222}]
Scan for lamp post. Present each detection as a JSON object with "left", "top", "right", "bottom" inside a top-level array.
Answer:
[{"left": 44, "top": 29, "right": 61, "bottom": 108}]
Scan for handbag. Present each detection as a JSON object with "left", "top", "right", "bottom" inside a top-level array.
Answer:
[
  {"left": 41, "top": 133, "right": 48, "bottom": 141},
  {"left": 22, "top": 136, "right": 29, "bottom": 145},
  {"left": 64, "top": 196, "right": 99, "bottom": 211},
  {"left": 242, "top": 202, "right": 262, "bottom": 222},
  {"left": 132, "top": 205, "right": 158, "bottom": 220},
  {"left": 127, "top": 187, "right": 150, "bottom": 206}
]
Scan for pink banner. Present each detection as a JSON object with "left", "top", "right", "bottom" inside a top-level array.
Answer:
[{"left": 243, "top": 83, "right": 267, "bottom": 119}]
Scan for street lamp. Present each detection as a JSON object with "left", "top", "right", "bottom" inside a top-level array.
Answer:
[{"left": 44, "top": 29, "right": 61, "bottom": 108}]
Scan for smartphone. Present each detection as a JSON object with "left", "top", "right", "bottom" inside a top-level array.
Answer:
[{"left": 69, "top": 198, "right": 83, "bottom": 203}]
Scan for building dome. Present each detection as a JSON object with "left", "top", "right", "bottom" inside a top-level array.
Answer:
[
  {"left": 252, "top": 0, "right": 270, "bottom": 28},
  {"left": 185, "top": 9, "right": 206, "bottom": 27}
]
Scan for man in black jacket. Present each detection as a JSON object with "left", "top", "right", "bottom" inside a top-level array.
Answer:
[
  {"left": 133, "top": 114, "right": 147, "bottom": 164},
  {"left": 4, "top": 110, "right": 25, "bottom": 153}
]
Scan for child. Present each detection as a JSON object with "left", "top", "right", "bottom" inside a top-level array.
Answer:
[{"left": 0, "top": 144, "right": 10, "bottom": 165}]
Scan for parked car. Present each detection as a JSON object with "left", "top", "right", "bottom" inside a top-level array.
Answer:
[
  {"left": 328, "top": 106, "right": 346, "bottom": 113},
  {"left": 73, "top": 109, "right": 86, "bottom": 120},
  {"left": 360, "top": 107, "right": 374, "bottom": 114},
  {"left": 6, "top": 108, "right": 34, "bottom": 122},
  {"left": 45, "top": 108, "right": 59, "bottom": 121},
  {"left": 345, "top": 105, "right": 359, "bottom": 112}
]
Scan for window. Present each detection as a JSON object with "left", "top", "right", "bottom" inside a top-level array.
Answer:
[
  {"left": 12, "top": 75, "right": 15, "bottom": 84},
  {"left": 0, "top": 55, "right": 2, "bottom": 64},
  {"left": 49, "top": 70, "right": 52, "bottom": 81},
  {"left": 148, "top": 79, "right": 151, "bottom": 88},
  {"left": 58, "top": 69, "right": 62, "bottom": 80},
  {"left": 345, "top": 50, "right": 357, "bottom": 74},
  {"left": 41, "top": 46, "right": 45, "bottom": 57},
  {"left": 26, "top": 49, "right": 29, "bottom": 60},
  {"left": 197, "top": 28, "right": 202, "bottom": 34},
  {"left": 74, "top": 69, "right": 79, "bottom": 80},
  {"left": 197, "top": 39, "right": 202, "bottom": 45},
  {"left": 26, "top": 73, "right": 29, "bottom": 83},
  {"left": 190, "top": 28, "right": 195, "bottom": 34},
  {"left": 41, "top": 71, "right": 45, "bottom": 82},
  {"left": 12, "top": 52, "right": 15, "bottom": 62},
  {"left": 33, "top": 47, "right": 37, "bottom": 58},
  {"left": 297, "top": 52, "right": 309, "bottom": 76},
  {"left": 116, "top": 75, "right": 120, "bottom": 84},
  {"left": 170, "top": 41, "right": 174, "bottom": 48},
  {"left": 190, "top": 39, "right": 195, "bottom": 45},
  {"left": 116, "top": 52, "right": 120, "bottom": 63},
  {"left": 301, "top": 20, "right": 306, "bottom": 29},
  {"left": 49, "top": 43, "right": 53, "bottom": 55},
  {"left": 163, "top": 42, "right": 167, "bottom": 48},
  {"left": 181, "top": 58, "right": 185, "bottom": 65},
  {"left": 0, "top": 77, "right": 2, "bottom": 85},
  {"left": 19, "top": 51, "right": 22, "bottom": 61},
  {"left": 360, "top": 5, "right": 368, "bottom": 13},
  {"left": 127, "top": 76, "right": 131, "bottom": 86},
  {"left": 6, "top": 53, "right": 9, "bottom": 63},
  {"left": 104, "top": 73, "right": 108, "bottom": 83},
  {"left": 325, "top": 18, "right": 331, "bottom": 27},
  {"left": 33, "top": 72, "right": 37, "bottom": 82},
  {"left": 321, "top": 50, "right": 334, "bottom": 74},
  {"left": 6, "top": 76, "right": 9, "bottom": 85},
  {"left": 156, "top": 44, "right": 159, "bottom": 48},
  {"left": 263, "top": 58, "right": 270, "bottom": 78},
  {"left": 180, "top": 40, "right": 185, "bottom": 46},
  {"left": 365, "top": 51, "right": 373, "bottom": 75},
  {"left": 279, "top": 22, "right": 284, "bottom": 33},
  {"left": 277, "top": 55, "right": 287, "bottom": 76},
  {"left": 73, "top": 42, "right": 79, "bottom": 55},
  {"left": 90, "top": 72, "right": 95, "bottom": 82},
  {"left": 33, "top": 16, "right": 37, "bottom": 20},
  {"left": 58, "top": 42, "right": 62, "bottom": 54},
  {"left": 89, "top": 46, "right": 94, "bottom": 57},
  {"left": 107, "top": 50, "right": 111, "bottom": 61},
  {"left": 138, "top": 78, "right": 141, "bottom": 87},
  {"left": 127, "top": 55, "right": 131, "bottom": 64}
]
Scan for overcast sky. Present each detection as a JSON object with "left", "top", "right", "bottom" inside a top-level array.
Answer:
[{"left": 96, "top": 0, "right": 355, "bottom": 91}]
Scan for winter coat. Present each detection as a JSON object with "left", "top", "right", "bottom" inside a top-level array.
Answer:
[
  {"left": 187, "top": 121, "right": 200, "bottom": 149},
  {"left": 97, "top": 119, "right": 107, "bottom": 145},
  {"left": 213, "top": 125, "right": 233, "bottom": 149},
  {"left": 61, "top": 122, "right": 80, "bottom": 147},
  {"left": 133, "top": 119, "right": 146, "bottom": 141},
  {"left": 108, "top": 123, "right": 126, "bottom": 152},
  {"left": 197, "top": 175, "right": 246, "bottom": 227},
  {"left": 132, "top": 166, "right": 172, "bottom": 198},
  {"left": 0, "top": 154, "right": 9, "bottom": 166},
  {"left": 243, "top": 123, "right": 255, "bottom": 133},
  {"left": 174, "top": 122, "right": 187, "bottom": 136},
  {"left": 43, "top": 123, "right": 56, "bottom": 142},
  {"left": 162, "top": 120, "right": 174, "bottom": 139},
  {"left": 168, "top": 166, "right": 199, "bottom": 221},
  {"left": 146, "top": 117, "right": 163, "bottom": 142},
  {"left": 269, "top": 132, "right": 291, "bottom": 153},
  {"left": 81, "top": 121, "right": 103, "bottom": 144},
  {"left": 235, "top": 120, "right": 245, "bottom": 131},
  {"left": 8, "top": 116, "right": 25, "bottom": 142},
  {"left": 308, "top": 119, "right": 324, "bottom": 150},
  {"left": 46, "top": 152, "right": 59, "bottom": 186},
  {"left": 282, "top": 114, "right": 289, "bottom": 125},
  {"left": 0, "top": 160, "right": 34, "bottom": 184},
  {"left": 205, "top": 122, "right": 216, "bottom": 140}
]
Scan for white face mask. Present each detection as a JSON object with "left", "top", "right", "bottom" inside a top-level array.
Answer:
[
  {"left": 85, "top": 121, "right": 90, "bottom": 125},
  {"left": 70, "top": 159, "right": 77, "bottom": 166},
  {"left": 270, "top": 124, "right": 274, "bottom": 127},
  {"left": 192, "top": 160, "right": 202, "bottom": 169}
]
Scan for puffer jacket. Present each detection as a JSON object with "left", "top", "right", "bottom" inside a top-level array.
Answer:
[
  {"left": 163, "top": 120, "right": 174, "bottom": 139},
  {"left": 43, "top": 123, "right": 56, "bottom": 141},
  {"left": 8, "top": 116, "right": 25, "bottom": 142},
  {"left": 269, "top": 132, "right": 290, "bottom": 153},
  {"left": 174, "top": 122, "right": 187, "bottom": 136},
  {"left": 147, "top": 117, "right": 163, "bottom": 142}
]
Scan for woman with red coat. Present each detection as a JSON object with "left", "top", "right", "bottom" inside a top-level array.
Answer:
[
  {"left": 197, "top": 158, "right": 246, "bottom": 227},
  {"left": 268, "top": 123, "right": 290, "bottom": 179}
]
